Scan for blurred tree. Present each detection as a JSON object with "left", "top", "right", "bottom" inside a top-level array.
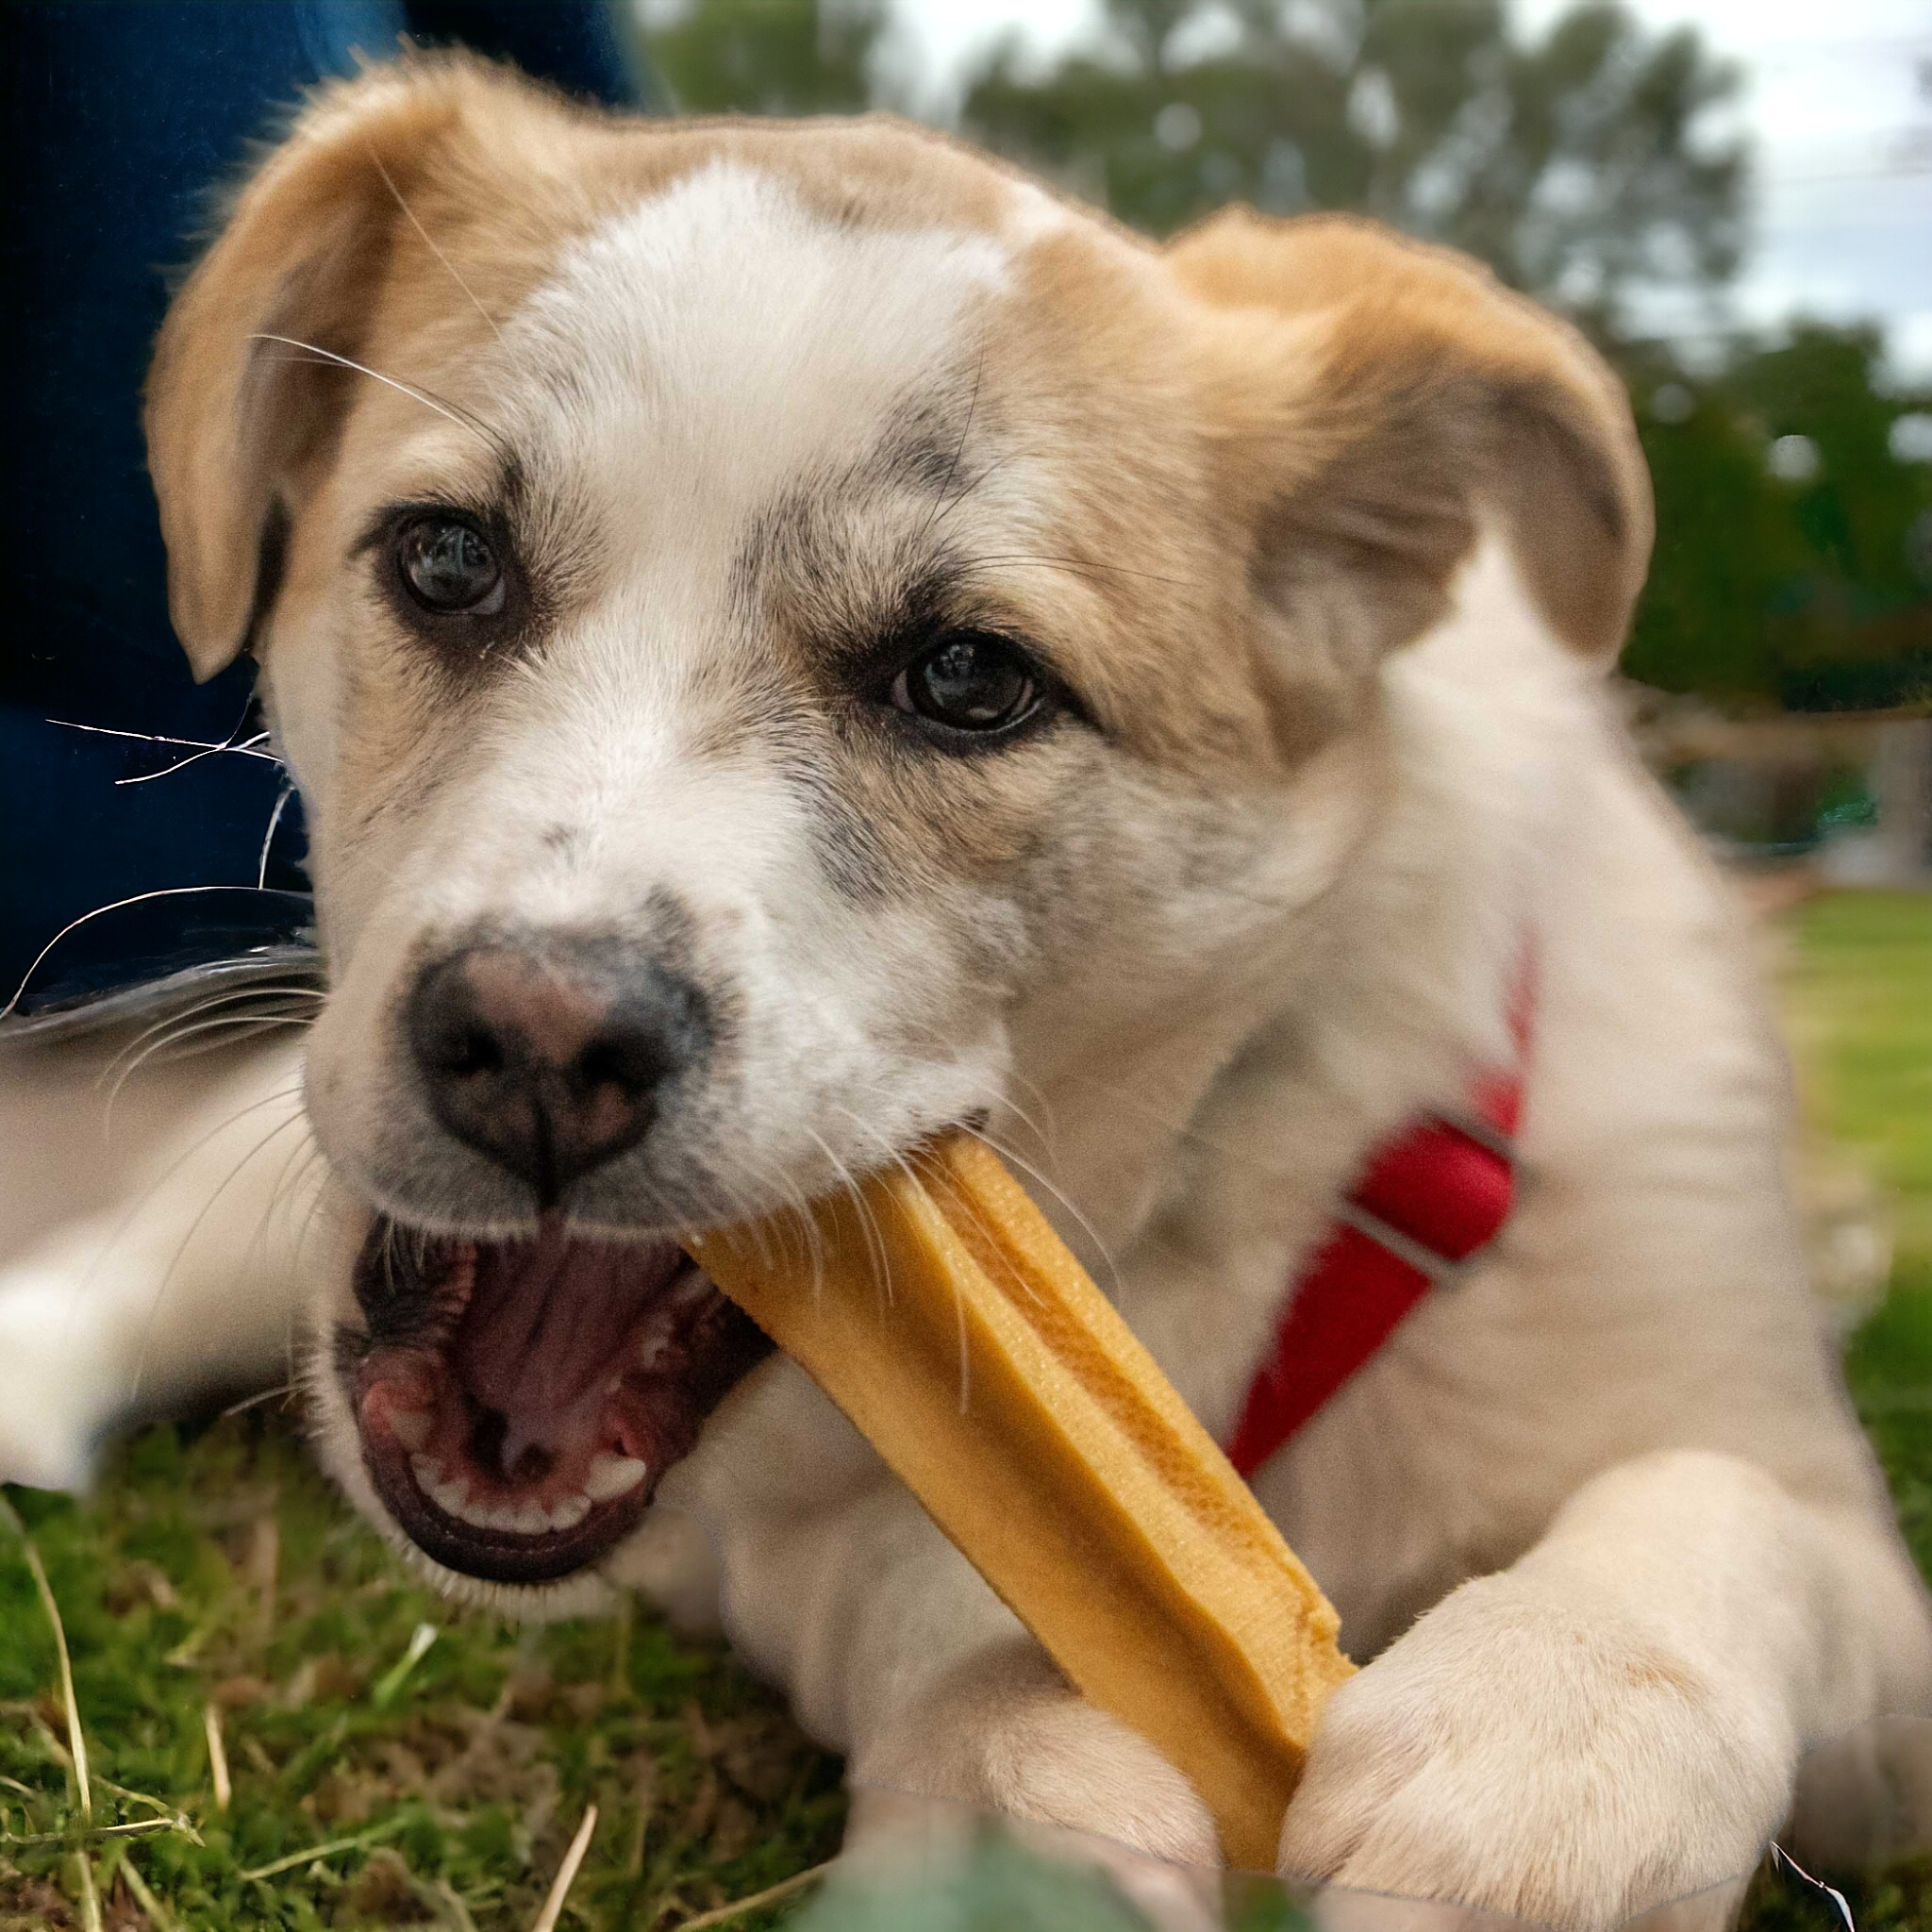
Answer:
[
  {"left": 1622, "top": 357, "right": 1801, "bottom": 701},
  {"left": 640, "top": 0, "right": 883, "bottom": 115},
  {"left": 960, "top": 0, "right": 1743, "bottom": 325},
  {"left": 1625, "top": 328, "right": 1932, "bottom": 708}
]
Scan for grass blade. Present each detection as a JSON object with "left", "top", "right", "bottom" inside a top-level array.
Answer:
[
  {"left": 531, "top": 1804, "right": 598, "bottom": 1932},
  {"left": 240, "top": 1812, "right": 413, "bottom": 1883},
  {"left": 203, "top": 1703, "right": 231, "bottom": 1811},
  {"left": 0, "top": 1493, "right": 91, "bottom": 1824},
  {"left": 372, "top": 1621, "right": 440, "bottom": 1708},
  {"left": 676, "top": 1859, "right": 832, "bottom": 1929}
]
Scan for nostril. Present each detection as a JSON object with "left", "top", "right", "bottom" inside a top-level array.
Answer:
[
  {"left": 575, "top": 1034, "right": 662, "bottom": 1099},
  {"left": 439, "top": 1024, "right": 506, "bottom": 1079}
]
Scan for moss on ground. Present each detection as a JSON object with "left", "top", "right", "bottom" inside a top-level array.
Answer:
[{"left": 2, "top": 887, "right": 1928, "bottom": 1929}]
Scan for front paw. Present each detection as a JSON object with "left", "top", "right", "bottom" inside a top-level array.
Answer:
[
  {"left": 0, "top": 1257, "right": 118, "bottom": 1489},
  {"left": 855, "top": 1639, "right": 1219, "bottom": 1865},
  {"left": 849, "top": 1640, "right": 1220, "bottom": 1927},
  {"left": 1279, "top": 1574, "right": 1791, "bottom": 1931}
]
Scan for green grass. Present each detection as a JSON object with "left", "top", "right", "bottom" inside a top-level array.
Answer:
[
  {"left": 1784, "top": 891, "right": 1932, "bottom": 1268},
  {"left": 1788, "top": 892, "right": 1932, "bottom": 1584},
  {"left": 1745, "top": 889, "right": 1932, "bottom": 1932},
  {"left": 3, "top": 888, "right": 1930, "bottom": 1929},
  {"left": 0, "top": 1421, "right": 844, "bottom": 1928}
]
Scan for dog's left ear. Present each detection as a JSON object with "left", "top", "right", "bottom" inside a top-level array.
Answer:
[
  {"left": 1170, "top": 209, "right": 1652, "bottom": 710},
  {"left": 145, "top": 56, "right": 558, "bottom": 680}
]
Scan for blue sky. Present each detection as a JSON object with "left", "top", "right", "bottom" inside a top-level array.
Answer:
[{"left": 887, "top": 0, "right": 1932, "bottom": 379}]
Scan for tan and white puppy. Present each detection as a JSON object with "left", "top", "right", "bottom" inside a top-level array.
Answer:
[{"left": 2, "top": 55, "right": 1929, "bottom": 1927}]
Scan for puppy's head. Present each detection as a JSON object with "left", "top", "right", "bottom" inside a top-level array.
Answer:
[{"left": 147, "top": 57, "right": 1647, "bottom": 1603}]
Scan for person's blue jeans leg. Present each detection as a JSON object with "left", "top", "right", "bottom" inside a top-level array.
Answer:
[{"left": 0, "top": 1, "right": 639, "bottom": 1013}]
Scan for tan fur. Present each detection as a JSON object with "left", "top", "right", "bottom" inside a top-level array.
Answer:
[{"left": 1172, "top": 209, "right": 1653, "bottom": 660}]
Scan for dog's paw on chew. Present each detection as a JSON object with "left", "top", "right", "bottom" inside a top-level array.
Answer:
[
  {"left": 856, "top": 1642, "right": 1220, "bottom": 1870},
  {"left": 973, "top": 1690, "right": 1220, "bottom": 1871},
  {"left": 1278, "top": 1574, "right": 1788, "bottom": 1931}
]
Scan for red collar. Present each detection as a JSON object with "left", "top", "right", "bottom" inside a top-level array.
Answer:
[{"left": 1224, "top": 996, "right": 1532, "bottom": 1481}]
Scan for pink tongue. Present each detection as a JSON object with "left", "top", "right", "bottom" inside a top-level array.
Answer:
[{"left": 455, "top": 1229, "right": 686, "bottom": 1424}]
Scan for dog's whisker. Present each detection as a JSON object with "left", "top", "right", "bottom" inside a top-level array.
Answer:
[
  {"left": 954, "top": 552, "right": 1196, "bottom": 591},
  {"left": 102, "top": 1007, "right": 316, "bottom": 1130},
  {"left": 108, "top": 1009, "right": 313, "bottom": 1093},
  {"left": 956, "top": 1123, "right": 1125, "bottom": 1307},
  {"left": 46, "top": 718, "right": 281, "bottom": 766},
  {"left": 823, "top": 1105, "right": 978, "bottom": 1407},
  {"left": 258, "top": 781, "right": 297, "bottom": 891},
  {"left": 804, "top": 1127, "right": 892, "bottom": 1319},
  {"left": 736, "top": 1147, "right": 826, "bottom": 1304},
  {"left": 99, "top": 981, "right": 325, "bottom": 1094},
  {"left": 981, "top": 1082, "right": 1060, "bottom": 1169},
  {"left": 914, "top": 352, "right": 985, "bottom": 546},
  {"left": 0, "top": 886, "right": 312, "bottom": 1023},
  {"left": 116, "top": 732, "right": 277, "bottom": 789},
  {"left": 1051, "top": 1069, "right": 1294, "bottom": 1184},
  {"left": 364, "top": 141, "right": 506, "bottom": 345},
  {"left": 287, "top": 1148, "right": 341, "bottom": 1278},
  {"left": 248, "top": 334, "right": 508, "bottom": 458},
  {"left": 49, "top": 686, "right": 283, "bottom": 790},
  {"left": 219, "top": 1381, "right": 299, "bottom": 1421},
  {"left": 70, "top": 1079, "right": 309, "bottom": 1316},
  {"left": 130, "top": 1106, "right": 312, "bottom": 1399}
]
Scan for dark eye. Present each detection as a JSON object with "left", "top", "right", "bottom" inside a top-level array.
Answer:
[
  {"left": 396, "top": 516, "right": 504, "bottom": 615},
  {"left": 890, "top": 631, "right": 1041, "bottom": 736}
]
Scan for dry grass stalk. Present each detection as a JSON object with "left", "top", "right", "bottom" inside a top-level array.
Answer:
[
  {"left": 675, "top": 1858, "right": 833, "bottom": 1930},
  {"left": 0, "top": 1495, "right": 103, "bottom": 1929},
  {"left": 0, "top": 1496, "right": 92, "bottom": 1824},
  {"left": 117, "top": 1852, "right": 179, "bottom": 1932},
  {"left": 202, "top": 1704, "right": 231, "bottom": 1812},
  {"left": 530, "top": 1803, "right": 598, "bottom": 1932}
]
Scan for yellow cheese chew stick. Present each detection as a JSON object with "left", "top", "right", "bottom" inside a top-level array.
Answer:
[{"left": 685, "top": 1130, "right": 1354, "bottom": 1872}]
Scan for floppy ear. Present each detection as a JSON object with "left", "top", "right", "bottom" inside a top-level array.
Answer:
[
  {"left": 1169, "top": 209, "right": 1652, "bottom": 720},
  {"left": 144, "top": 57, "right": 543, "bottom": 680}
]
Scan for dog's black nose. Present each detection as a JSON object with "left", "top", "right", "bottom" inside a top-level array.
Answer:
[{"left": 407, "top": 940, "right": 707, "bottom": 1202}]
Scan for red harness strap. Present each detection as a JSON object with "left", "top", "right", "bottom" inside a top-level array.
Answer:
[{"left": 1224, "top": 1044, "right": 1529, "bottom": 1483}]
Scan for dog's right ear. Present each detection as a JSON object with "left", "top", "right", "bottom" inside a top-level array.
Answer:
[
  {"left": 145, "top": 58, "right": 538, "bottom": 680},
  {"left": 1168, "top": 209, "right": 1653, "bottom": 744}
]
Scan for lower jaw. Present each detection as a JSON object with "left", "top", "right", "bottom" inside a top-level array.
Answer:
[{"left": 360, "top": 1433, "right": 658, "bottom": 1586}]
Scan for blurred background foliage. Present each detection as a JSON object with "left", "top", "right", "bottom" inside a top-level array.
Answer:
[{"left": 638, "top": 0, "right": 1932, "bottom": 713}]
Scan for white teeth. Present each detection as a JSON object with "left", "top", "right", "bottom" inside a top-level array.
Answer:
[
  {"left": 389, "top": 1407, "right": 431, "bottom": 1452},
  {"left": 584, "top": 1453, "right": 649, "bottom": 1503},
  {"left": 408, "top": 1450, "right": 622, "bottom": 1538},
  {"left": 429, "top": 1474, "right": 474, "bottom": 1518}
]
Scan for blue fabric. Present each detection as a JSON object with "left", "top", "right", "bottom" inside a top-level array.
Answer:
[{"left": 0, "top": 1, "right": 640, "bottom": 1012}]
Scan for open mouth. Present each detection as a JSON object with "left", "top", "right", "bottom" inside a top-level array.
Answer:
[{"left": 347, "top": 1218, "right": 772, "bottom": 1586}]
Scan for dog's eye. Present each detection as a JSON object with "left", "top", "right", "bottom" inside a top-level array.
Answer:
[
  {"left": 396, "top": 516, "right": 504, "bottom": 616},
  {"left": 891, "top": 632, "right": 1041, "bottom": 736}
]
